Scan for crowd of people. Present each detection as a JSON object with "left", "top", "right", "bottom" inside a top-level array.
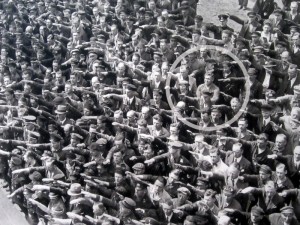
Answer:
[{"left": 1, "top": 0, "right": 300, "bottom": 224}]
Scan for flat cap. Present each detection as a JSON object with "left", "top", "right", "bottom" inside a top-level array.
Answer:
[
  {"left": 169, "top": 141, "right": 182, "bottom": 148},
  {"left": 132, "top": 163, "right": 145, "bottom": 171}
]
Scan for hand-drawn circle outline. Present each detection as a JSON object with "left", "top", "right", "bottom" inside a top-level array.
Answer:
[{"left": 166, "top": 45, "right": 250, "bottom": 132}]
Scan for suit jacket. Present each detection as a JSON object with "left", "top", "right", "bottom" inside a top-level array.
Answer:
[
  {"left": 291, "top": 49, "right": 300, "bottom": 68},
  {"left": 284, "top": 74, "right": 300, "bottom": 95},
  {"left": 286, "top": 12, "right": 300, "bottom": 24},
  {"left": 276, "top": 155, "right": 300, "bottom": 188},
  {"left": 253, "top": 0, "right": 275, "bottom": 19},
  {"left": 269, "top": 213, "right": 300, "bottom": 225},
  {"left": 225, "top": 152, "right": 252, "bottom": 174},
  {"left": 251, "top": 189, "right": 285, "bottom": 215},
  {"left": 230, "top": 15, "right": 262, "bottom": 39}
]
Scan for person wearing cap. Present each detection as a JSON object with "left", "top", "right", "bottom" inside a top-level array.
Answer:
[
  {"left": 224, "top": 205, "right": 270, "bottom": 225},
  {"left": 269, "top": 206, "right": 299, "bottom": 225},
  {"left": 228, "top": 11, "right": 262, "bottom": 39},
  {"left": 172, "top": 187, "right": 191, "bottom": 208},
  {"left": 206, "top": 14, "right": 234, "bottom": 40},
  {"left": 144, "top": 140, "right": 190, "bottom": 173}
]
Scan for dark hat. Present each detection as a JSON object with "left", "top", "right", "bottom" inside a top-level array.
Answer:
[
  {"left": 280, "top": 206, "right": 294, "bottom": 214},
  {"left": 132, "top": 163, "right": 145, "bottom": 171},
  {"left": 195, "top": 15, "right": 203, "bottom": 21},
  {"left": 52, "top": 97, "right": 66, "bottom": 105},
  {"left": 276, "top": 41, "right": 287, "bottom": 47},
  {"left": 55, "top": 105, "right": 67, "bottom": 114},
  {"left": 120, "top": 198, "right": 136, "bottom": 210},
  {"left": 218, "top": 14, "right": 229, "bottom": 21},
  {"left": 153, "top": 51, "right": 163, "bottom": 57},
  {"left": 126, "top": 84, "right": 137, "bottom": 91},
  {"left": 71, "top": 133, "right": 84, "bottom": 141},
  {"left": 169, "top": 141, "right": 182, "bottom": 149},
  {"left": 29, "top": 171, "right": 43, "bottom": 181},
  {"left": 247, "top": 11, "right": 257, "bottom": 18},
  {"left": 50, "top": 133, "right": 63, "bottom": 142},
  {"left": 251, "top": 31, "right": 261, "bottom": 37},
  {"left": 261, "top": 103, "right": 273, "bottom": 111},
  {"left": 144, "top": 10, "right": 153, "bottom": 16},
  {"left": 67, "top": 183, "right": 82, "bottom": 196},
  {"left": 273, "top": 9, "right": 284, "bottom": 16},
  {"left": 185, "top": 215, "right": 208, "bottom": 225}
]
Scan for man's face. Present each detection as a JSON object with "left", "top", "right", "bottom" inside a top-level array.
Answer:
[
  {"left": 210, "top": 152, "right": 219, "bottom": 164},
  {"left": 288, "top": 65, "right": 297, "bottom": 79},
  {"left": 231, "top": 101, "right": 241, "bottom": 112},
  {"left": 153, "top": 119, "right": 162, "bottom": 129},
  {"left": 178, "top": 192, "right": 187, "bottom": 202},
  {"left": 232, "top": 145, "right": 243, "bottom": 158},
  {"left": 204, "top": 76, "right": 213, "bottom": 85},
  {"left": 153, "top": 180, "right": 163, "bottom": 193},
  {"left": 114, "top": 173, "right": 123, "bottom": 184},
  {"left": 143, "top": 149, "right": 154, "bottom": 160},
  {"left": 222, "top": 33, "right": 230, "bottom": 42},
  {"left": 220, "top": 19, "right": 227, "bottom": 27},
  {"left": 259, "top": 171, "right": 269, "bottom": 181},
  {"left": 265, "top": 186, "right": 276, "bottom": 198},
  {"left": 238, "top": 120, "right": 247, "bottom": 132},
  {"left": 281, "top": 212, "right": 294, "bottom": 223},
  {"left": 135, "top": 186, "right": 145, "bottom": 197},
  {"left": 275, "top": 136, "right": 286, "bottom": 150},
  {"left": 274, "top": 14, "right": 283, "bottom": 22},
  {"left": 294, "top": 148, "right": 300, "bottom": 161},
  {"left": 276, "top": 167, "right": 286, "bottom": 180},
  {"left": 113, "top": 153, "right": 122, "bottom": 164}
]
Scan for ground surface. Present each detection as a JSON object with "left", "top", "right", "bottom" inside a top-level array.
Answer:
[{"left": 197, "top": 0, "right": 282, "bottom": 31}]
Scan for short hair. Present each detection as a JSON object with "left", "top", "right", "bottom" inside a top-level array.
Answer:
[{"left": 276, "top": 163, "right": 286, "bottom": 171}]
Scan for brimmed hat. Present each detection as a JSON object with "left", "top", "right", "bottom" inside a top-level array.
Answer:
[
  {"left": 55, "top": 105, "right": 67, "bottom": 114},
  {"left": 120, "top": 198, "right": 136, "bottom": 210},
  {"left": 29, "top": 171, "right": 43, "bottom": 181},
  {"left": 67, "top": 183, "right": 82, "bottom": 196}
]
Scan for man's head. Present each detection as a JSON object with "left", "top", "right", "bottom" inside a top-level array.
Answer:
[{"left": 264, "top": 181, "right": 276, "bottom": 199}]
